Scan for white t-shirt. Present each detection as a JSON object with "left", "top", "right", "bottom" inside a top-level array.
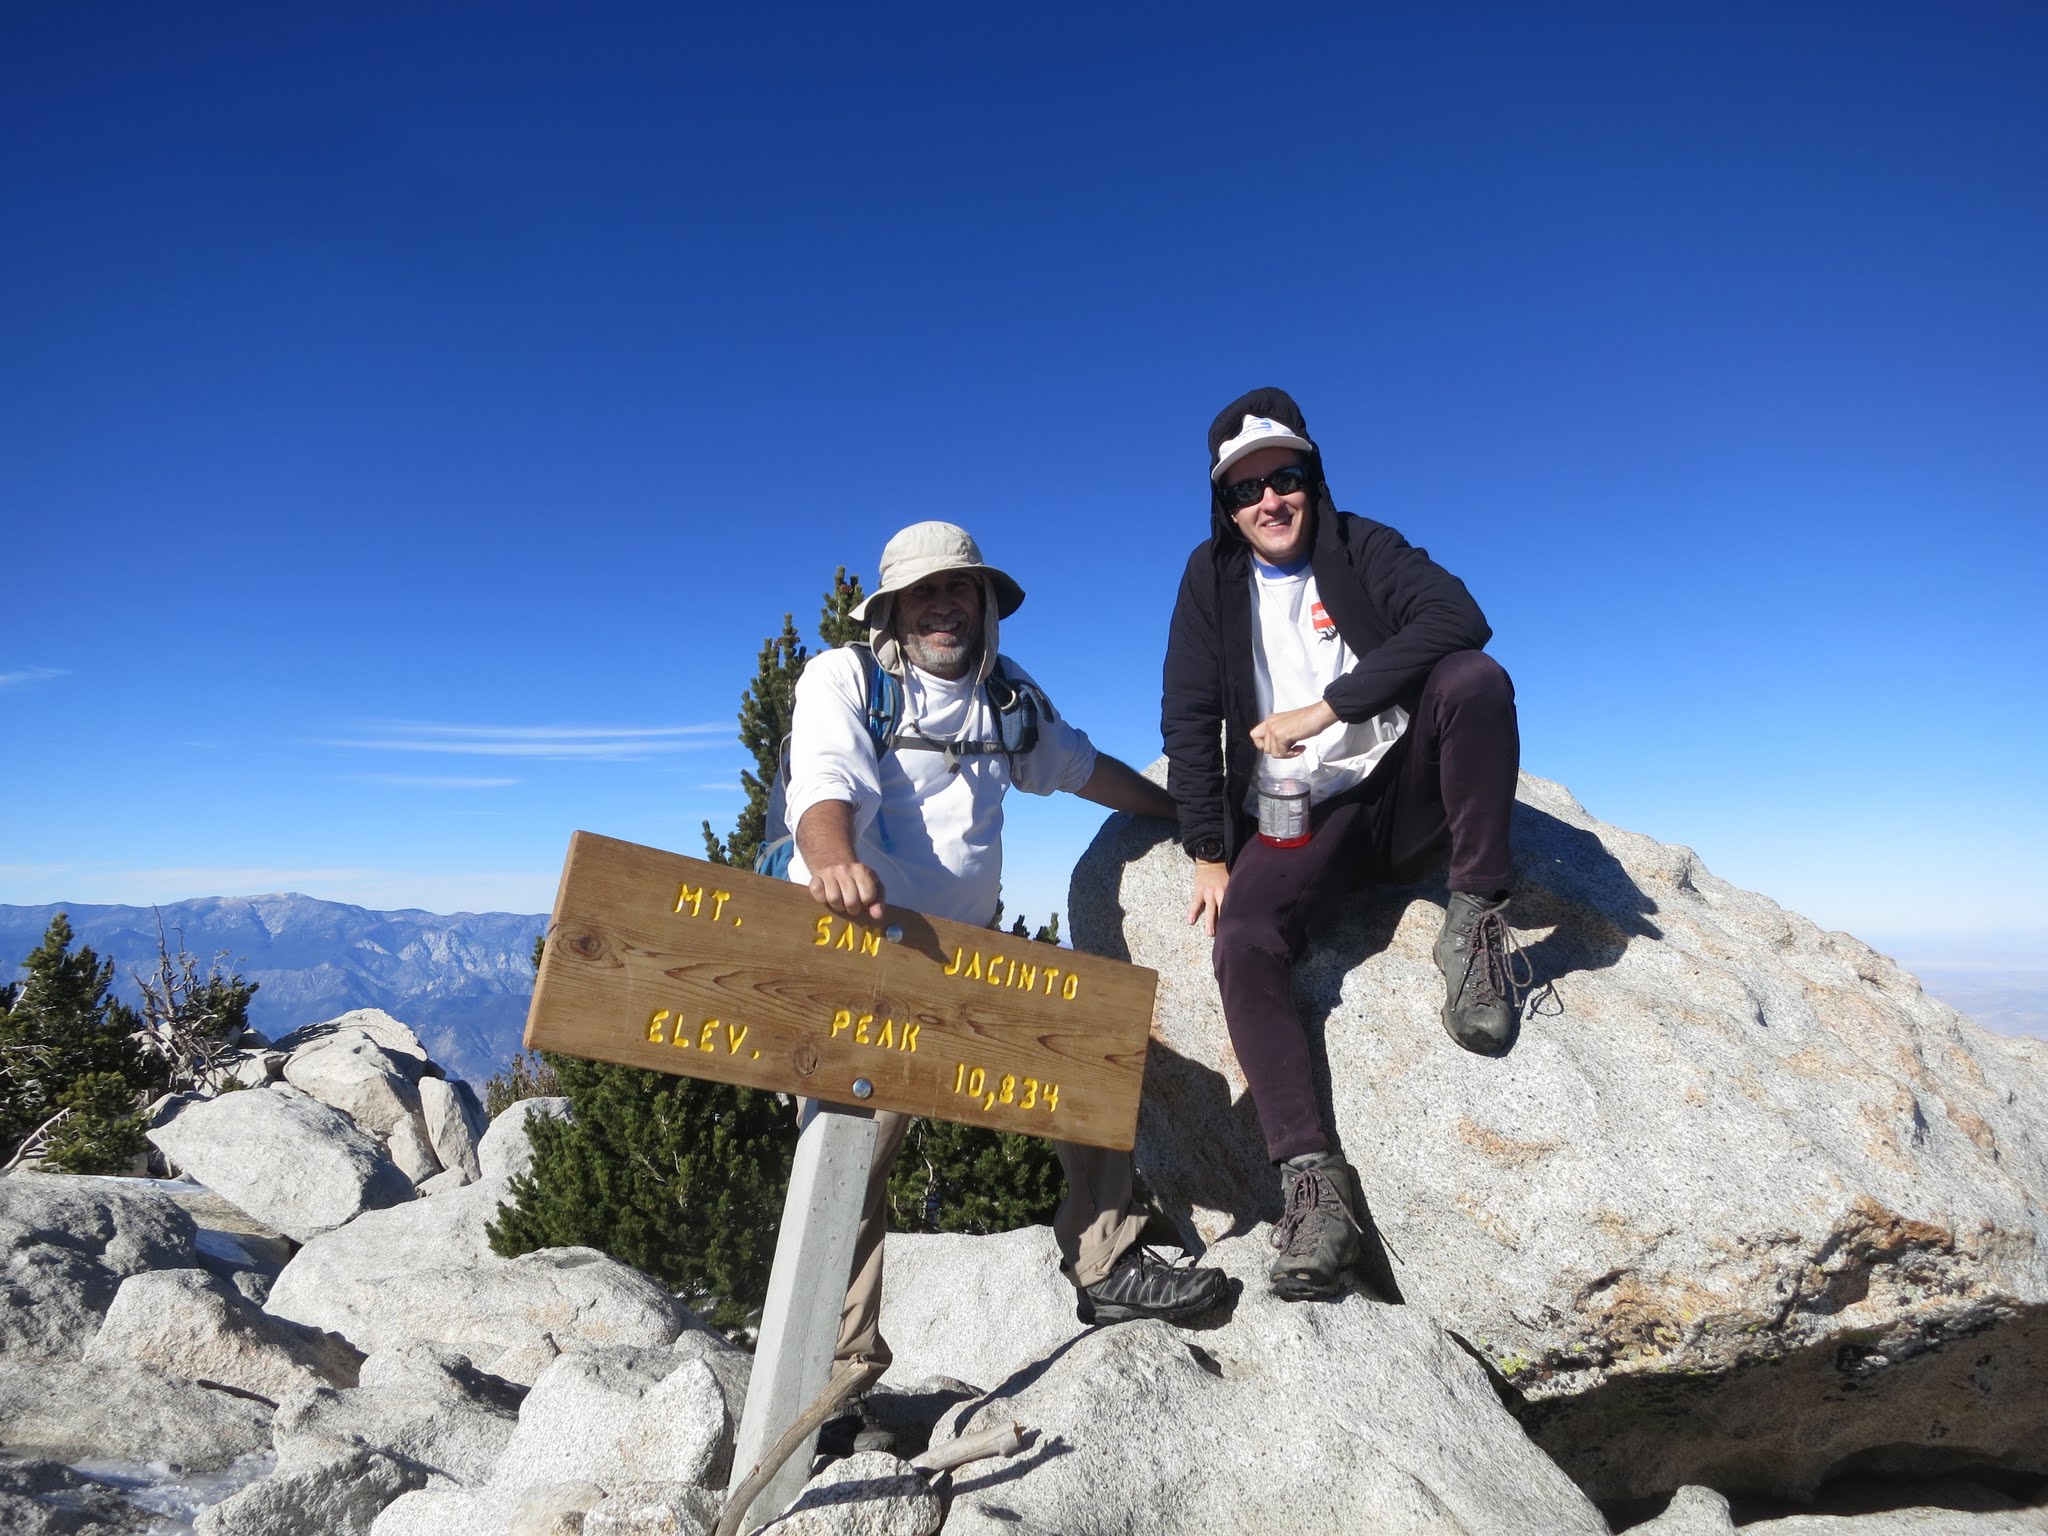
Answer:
[
  {"left": 784, "top": 647, "right": 1098, "bottom": 926},
  {"left": 1248, "top": 560, "right": 1408, "bottom": 808}
]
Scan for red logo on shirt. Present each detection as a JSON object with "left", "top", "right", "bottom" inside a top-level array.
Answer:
[{"left": 1311, "top": 602, "right": 1335, "bottom": 634}]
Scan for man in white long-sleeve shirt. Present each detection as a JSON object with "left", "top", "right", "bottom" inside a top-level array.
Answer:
[{"left": 787, "top": 521, "right": 1226, "bottom": 1445}]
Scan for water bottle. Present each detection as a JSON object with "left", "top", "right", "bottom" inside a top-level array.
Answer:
[{"left": 1256, "top": 756, "right": 1311, "bottom": 847}]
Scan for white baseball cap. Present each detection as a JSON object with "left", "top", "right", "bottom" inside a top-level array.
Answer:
[{"left": 1211, "top": 413, "right": 1317, "bottom": 482}]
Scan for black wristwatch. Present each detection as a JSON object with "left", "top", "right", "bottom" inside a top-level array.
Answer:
[{"left": 1188, "top": 836, "right": 1226, "bottom": 863}]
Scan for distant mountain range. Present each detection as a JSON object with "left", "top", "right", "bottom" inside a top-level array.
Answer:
[
  {"left": 0, "top": 895, "right": 548, "bottom": 1088},
  {"left": 5, "top": 899, "right": 2037, "bottom": 1096}
]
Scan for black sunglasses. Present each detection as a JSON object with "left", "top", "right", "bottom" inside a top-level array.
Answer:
[{"left": 1220, "top": 464, "right": 1311, "bottom": 510}]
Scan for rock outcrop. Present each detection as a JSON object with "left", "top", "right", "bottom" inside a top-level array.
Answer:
[
  {"left": 1070, "top": 769, "right": 2048, "bottom": 1506},
  {"left": 147, "top": 1084, "right": 418, "bottom": 1240},
  {"left": 0, "top": 1173, "right": 203, "bottom": 1358},
  {"left": 913, "top": 1228, "right": 1608, "bottom": 1535},
  {"left": 11, "top": 791, "right": 2045, "bottom": 1534}
]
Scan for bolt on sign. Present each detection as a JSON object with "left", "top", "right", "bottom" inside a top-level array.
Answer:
[{"left": 525, "top": 832, "right": 1158, "bottom": 1151}]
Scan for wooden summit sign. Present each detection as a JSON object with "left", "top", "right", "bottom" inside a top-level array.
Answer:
[{"left": 525, "top": 832, "right": 1158, "bottom": 1151}]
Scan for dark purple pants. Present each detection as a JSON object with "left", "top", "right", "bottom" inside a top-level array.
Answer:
[{"left": 1212, "top": 650, "right": 1519, "bottom": 1163}]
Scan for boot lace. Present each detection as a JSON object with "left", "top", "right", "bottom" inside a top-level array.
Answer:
[
  {"left": 1453, "top": 904, "right": 1535, "bottom": 1014},
  {"left": 1271, "top": 1162, "right": 1362, "bottom": 1258}
]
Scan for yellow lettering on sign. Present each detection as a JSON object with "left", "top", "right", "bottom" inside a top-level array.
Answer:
[
  {"left": 816, "top": 917, "right": 883, "bottom": 956},
  {"left": 699, "top": 1018, "right": 718, "bottom": 1052},
  {"left": 821, "top": 1007, "right": 918, "bottom": 1054},
  {"left": 952, "top": 1061, "right": 1061, "bottom": 1116},
  {"left": 647, "top": 1008, "right": 671, "bottom": 1043},
  {"left": 674, "top": 884, "right": 739, "bottom": 924},
  {"left": 943, "top": 944, "right": 1076, "bottom": 1003},
  {"left": 726, "top": 1022, "right": 748, "bottom": 1054}
]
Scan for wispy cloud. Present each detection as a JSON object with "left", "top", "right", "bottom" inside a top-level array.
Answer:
[
  {"left": 349, "top": 774, "right": 522, "bottom": 789},
  {"left": 320, "top": 719, "right": 731, "bottom": 762},
  {"left": 696, "top": 781, "right": 744, "bottom": 792},
  {"left": 0, "top": 667, "right": 68, "bottom": 689}
]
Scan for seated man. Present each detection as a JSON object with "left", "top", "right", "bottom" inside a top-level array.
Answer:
[
  {"left": 1162, "top": 387, "right": 1528, "bottom": 1301},
  {"left": 786, "top": 520, "right": 1227, "bottom": 1435}
]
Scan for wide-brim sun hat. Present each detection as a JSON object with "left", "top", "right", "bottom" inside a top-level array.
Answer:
[{"left": 850, "top": 521, "right": 1025, "bottom": 621}]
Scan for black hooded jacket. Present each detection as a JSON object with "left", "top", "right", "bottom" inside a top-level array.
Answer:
[{"left": 1161, "top": 387, "right": 1493, "bottom": 864}]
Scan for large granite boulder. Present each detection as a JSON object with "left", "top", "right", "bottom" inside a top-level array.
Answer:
[
  {"left": 276, "top": 1008, "right": 431, "bottom": 1069},
  {"left": 478, "top": 1095, "right": 573, "bottom": 1181},
  {"left": 927, "top": 1231, "right": 1608, "bottom": 1536},
  {"left": 876, "top": 1226, "right": 1083, "bottom": 1388},
  {"left": 1071, "top": 769, "right": 2048, "bottom": 1505},
  {"left": 763, "top": 1451, "right": 940, "bottom": 1536},
  {"left": 268, "top": 1348, "right": 523, "bottom": 1488},
  {"left": 147, "top": 1086, "right": 416, "bottom": 1241},
  {"left": 85, "top": 1266, "right": 362, "bottom": 1398},
  {"left": 0, "top": 1172, "right": 203, "bottom": 1359},
  {"left": 0, "top": 1357, "right": 270, "bottom": 1469},
  {"left": 264, "top": 1176, "right": 687, "bottom": 1377},
  {"left": 485, "top": 1348, "right": 730, "bottom": 1493},
  {"left": 419, "top": 1075, "right": 488, "bottom": 1183},
  {"left": 195, "top": 1444, "right": 426, "bottom": 1536},
  {"left": 283, "top": 1037, "right": 426, "bottom": 1136}
]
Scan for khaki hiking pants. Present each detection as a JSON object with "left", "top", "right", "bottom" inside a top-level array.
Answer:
[{"left": 809, "top": 1105, "right": 1147, "bottom": 1369}]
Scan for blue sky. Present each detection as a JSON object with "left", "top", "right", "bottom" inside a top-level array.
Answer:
[{"left": 3, "top": 3, "right": 2044, "bottom": 981}]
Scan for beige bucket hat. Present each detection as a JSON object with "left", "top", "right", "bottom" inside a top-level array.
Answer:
[
  {"left": 850, "top": 522, "right": 1025, "bottom": 622},
  {"left": 854, "top": 522, "right": 1022, "bottom": 682}
]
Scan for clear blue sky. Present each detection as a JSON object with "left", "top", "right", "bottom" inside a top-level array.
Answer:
[{"left": 3, "top": 3, "right": 2044, "bottom": 970}]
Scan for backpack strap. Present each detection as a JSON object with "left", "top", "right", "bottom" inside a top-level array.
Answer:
[{"left": 848, "top": 642, "right": 903, "bottom": 756}]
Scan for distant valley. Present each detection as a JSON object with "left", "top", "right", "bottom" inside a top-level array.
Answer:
[{"left": 0, "top": 895, "right": 547, "bottom": 1087}]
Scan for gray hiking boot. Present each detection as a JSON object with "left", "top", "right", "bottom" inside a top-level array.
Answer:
[
  {"left": 1078, "top": 1245, "right": 1229, "bottom": 1325},
  {"left": 1269, "top": 1152, "right": 1363, "bottom": 1300},
  {"left": 1434, "top": 890, "right": 1531, "bottom": 1053}
]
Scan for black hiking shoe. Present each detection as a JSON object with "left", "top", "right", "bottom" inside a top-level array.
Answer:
[
  {"left": 1078, "top": 1245, "right": 1228, "bottom": 1325},
  {"left": 1434, "top": 890, "right": 1533, "bottom": 1053},
  {"left": 1270, "top": 1152, "right": 1363, "bottom": 1300},
  {"left": 817, "top": 1392, "right": 897, "bottom": 1458}
]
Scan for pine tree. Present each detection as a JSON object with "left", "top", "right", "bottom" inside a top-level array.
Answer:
[
  {"left": 42, "top": 1071, "right": 151, "bottom": 1174},
  {"left": 701, "top": 567, "right": 865, "bottom": 870},
  {"left": 1, "top": 914, "right": 153, "bottom": 1169},
  {"left": 486, "top": 1052, "right": 790, "bottom": 1329}
]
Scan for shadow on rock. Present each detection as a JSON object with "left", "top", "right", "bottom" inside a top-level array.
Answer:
[{"left": 1508, "top": 800, "right": 1663, "bottom": 987}]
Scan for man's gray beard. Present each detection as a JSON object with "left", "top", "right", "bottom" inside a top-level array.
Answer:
[{"left": 900, "top": 628, "right": 980, "bottom": 680}]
